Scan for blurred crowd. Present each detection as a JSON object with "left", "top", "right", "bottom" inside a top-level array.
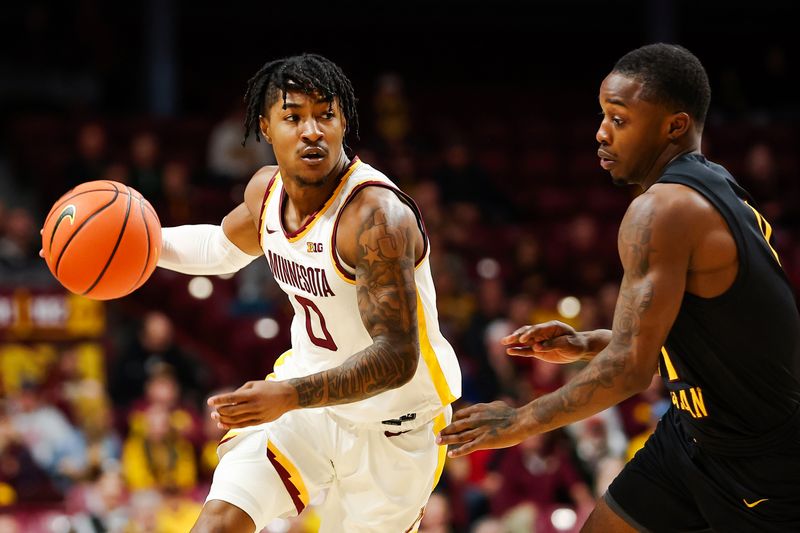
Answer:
[{"left": 1, "top": 66, "right": 798, "bottom": 533}]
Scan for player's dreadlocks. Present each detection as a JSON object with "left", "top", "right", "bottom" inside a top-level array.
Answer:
[{"left": 242, "top": 53, "right": 359, "bottom": 147}]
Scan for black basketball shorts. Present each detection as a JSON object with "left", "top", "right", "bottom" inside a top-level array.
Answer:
[{"left": 605, "top": 408, "right": 800, "bottom": 532}]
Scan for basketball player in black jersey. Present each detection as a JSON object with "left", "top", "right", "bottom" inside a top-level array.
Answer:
[{"left": 438, "top": 43, "right": 800, "bottom": 531}]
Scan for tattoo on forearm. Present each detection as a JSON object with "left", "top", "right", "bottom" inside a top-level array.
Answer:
[
  {"left": 291, "top": 206, "right": 419, "bottom": 407},
  {"left": 533, "top": 202, "right": 656, "bottom": 425},
  {"left": 484, "top": 403, "right": 518, "bottom": 439}
]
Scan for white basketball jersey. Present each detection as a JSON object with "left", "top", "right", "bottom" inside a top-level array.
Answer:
[{"left": 258, "top": 158, "right": 461, "bottom": 423}]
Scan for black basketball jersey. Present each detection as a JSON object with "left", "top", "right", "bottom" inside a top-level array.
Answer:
[{"left": 655, "top": 153, "right": 800, "bottom": 455}]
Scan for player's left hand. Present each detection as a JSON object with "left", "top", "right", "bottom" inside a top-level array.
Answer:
[
  {"left": 436, "top": 401, "right": 528, "bottom": 458},
  {"left": 207, "top": 380, "right": 296, "bottom": 430}
]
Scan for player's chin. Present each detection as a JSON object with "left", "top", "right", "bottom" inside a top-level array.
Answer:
[
  {"left": 293, "top": 170, "right": 329, "bottom": 188},
  {"left": 609, "top": 169, "right": 632, "bottom": 188}
]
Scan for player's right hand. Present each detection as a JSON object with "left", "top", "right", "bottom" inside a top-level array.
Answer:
[{"left": 501, "top": 320, "right": 588, "bottom": 364}]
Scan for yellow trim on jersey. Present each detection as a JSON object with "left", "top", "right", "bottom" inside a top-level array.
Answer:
[
  {"left": 744, "top": 201, "right": 781, "bottom": 265},
  {"left": 330, "top": 248, "right": 357, "bottom": 284},
  {"left": 265, "top": 349, "right": 293, "bottom": 381},
  {"left": 283, "top": 160, "right": 362, "bottom": 243},
  {"left": 431, "top": 412, "right": 448, "bottom": 491},
  {"left": 266, "top": 439, "right": 310, "bottom": 510},
  {"left": 259, "top": 178, "right": 280, "bottom": 249},
  {"left": 661, "top": 347, "right": 679, "bottom": 381},
  {"left": 219, "top": 429, "right": 241, "bottom": 445},
  {"left": 417, "top": 293, "right": 457, "bottom": 406}
]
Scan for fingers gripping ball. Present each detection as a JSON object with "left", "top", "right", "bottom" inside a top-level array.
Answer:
[{"left": 41, "top": 181, "right": 162, "bottom": 300}]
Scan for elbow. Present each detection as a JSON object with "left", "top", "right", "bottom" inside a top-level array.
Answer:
[
  {"left": 394, "top": 340, "right": 420, "bottom": 387},
  {"left": 628, "top": 366, "right": 656, "bottom": 395},
  {"left": 400, "top": 347, "right": 420, "bottom": 387}
]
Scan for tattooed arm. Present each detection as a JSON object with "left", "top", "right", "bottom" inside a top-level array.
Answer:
[
  {"left": 439, "top": 185, "right": 695, "bottom": 456},
  {"left": 207, "top": 187, "right": 424, "bottom": 429},
  {"left": 288, "top": 186, "right": 423, "bottom": 407}
]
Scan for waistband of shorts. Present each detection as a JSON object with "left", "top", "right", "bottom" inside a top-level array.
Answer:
[
  {"left": 676, "top": 404, "right": 800, "bottom": 456},
  {"left": 324, "top": 405, "right": 447, "bottom": 432}
]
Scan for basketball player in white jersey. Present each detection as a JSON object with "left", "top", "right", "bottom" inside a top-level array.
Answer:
[{"left": 156, "top": 54, "right": 461, "bottom": 532}]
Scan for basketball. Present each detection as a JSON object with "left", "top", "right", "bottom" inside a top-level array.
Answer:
[{"left": 41, "top": 180, "right": 162, "bottom": 300}]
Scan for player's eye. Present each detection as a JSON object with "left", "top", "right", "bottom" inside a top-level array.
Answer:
[
  {"left": 321, "top": 111, "right": 335, "bottom": 120},
  {"left": 284, "top": 114, "right": 299, "bottom": 122},
  {"left": 612, "top": 117, "right": 624, "bottom": 126}
]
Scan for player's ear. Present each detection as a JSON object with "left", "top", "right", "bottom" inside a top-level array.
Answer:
[
  {"left": 666, "top": 112, "right": 691, "bottom": 141},
  {"left": 258, "top": 115, "right": 272, "bottom": 144}
]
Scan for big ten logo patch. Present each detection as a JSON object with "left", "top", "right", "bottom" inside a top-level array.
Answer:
[{"left": 307, "top": 242, "right": 324, "bottom": 253}]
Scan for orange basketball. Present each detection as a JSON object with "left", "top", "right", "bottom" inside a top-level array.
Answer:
[{"left": 41, "top": 180, "right": 162, "bottom": 300}]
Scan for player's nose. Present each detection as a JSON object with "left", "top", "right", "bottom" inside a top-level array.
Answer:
[
  {"left": 301, "top": 118, "right": 323, "bottom": 142},
  {"left": 596, "top": 122, "right": 610, "bottom": 145}
]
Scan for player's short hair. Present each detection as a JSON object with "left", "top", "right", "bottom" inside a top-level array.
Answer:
[
  {"left": 613, "top": 43, "right": 711, "bottom": 127},
  {"left": 242, "top": 53, "right": 359, "bottom": 146}
]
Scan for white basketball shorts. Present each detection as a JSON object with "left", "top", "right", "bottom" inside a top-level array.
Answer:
[{"left": 205, "top": 405, "right": 452, "bottom": 532}]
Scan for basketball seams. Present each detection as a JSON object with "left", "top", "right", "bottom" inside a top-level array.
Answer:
[
  {"left": 54, "top": 188, "right": 120, "bottom": 276},
  {"left": 83, "top": 185, "right": 133, "bottom": 296},
  {"left": 129, "top": 196, "right": 152, "bottom": 294}
]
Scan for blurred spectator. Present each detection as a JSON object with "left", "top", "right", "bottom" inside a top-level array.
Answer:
[
  {"left": 563, "top": 407, "right": 627, "bottom": 488},
  {"left": 67, "top": 467, "right": 130, "bottom": 533},
  {"left": 207, "top": 101, "right": 275, "bottom": 183},
  {"left": 109, "top": 310, "right": 207, "bottom": 410},
  {"left": 82, "top": 402, "right": 122, "bottom": 480},
  {"left": 0, "top": 207, "right": 35, "bottom": 265},
  {"left": 64, "top": 122, "right": 109, "bottom": 188},
  {"left": 128, "top": 131, "right": 163, "bottom": 205},
  {"left": 125, "top": 489, "right": 161, "bottom": 532},
  {"left": 372, "top": 73, "right": 412, "bottom": 154},
  {"left": 489, "top": 433, "right": 593, "bottom": 529},
  {"left": 158, "top": 159, "right": 195, "bottom": 226},
  {"left": 430, "top": 242, "right": 476, "bottom": 341},
  {"left": 41, "top": 346, "right": 97, "bottom": 422},
  {"left": 42, "top": 348, "right": 122, "bottom": 478},
  {"left": 482, "top": 319, "right": 520, "bottom": 401},
  {"left": 595, "top": 281, "right": 619, "bottom": 327},
  {"left": 100, "top": 161, "right": 131, "bottom": 186},
  {"left": 126, "top": 364, "right": 203, "bottom": 448},
  {"left": 155, "top": 488, "right": 203, "bottom": 533},
  {"left": 197, "top": 388, "right": 231, "bottom": 484},
  {"left": 509, "top": 234, "right": 547, "bottom": 298},
  {"left": 0, "top": 207, "right": 53, "bottom": 287},
  {"left": 0, "top": 514, "right": 21, "bottom": 533},
  {"left": 9, "top": 381, "right": 87, "bottom": 491},
  {"left": 419, "top": 490, "right": 454, "bottom": 533},
  {"left": 461, "top": 278, "right": 508, "bottom": 403},
  {"left": 739, "top": 142, "right": 798, "bottom": 224},
  {"left": 471, "top": 516, "right": 507, "bottom": 533},
  {"left": 621, "top": 375, "right": 671, "bottom": 460},
  {"left": 121, "top": 403, "right": 197, "bottom": 493},
  {"left": 409, "top": 181, "right": 446, "bottom": 245},
  {"left": 0, "top": 402, "right": 61, "bottom": 504}
]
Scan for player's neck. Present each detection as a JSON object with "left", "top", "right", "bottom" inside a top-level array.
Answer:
[
  {"left": 282, "top": 155, "right": 351, "bottom": 220},
  {"left": 641, "top": 142, "right": 701, "bottom": 191}
]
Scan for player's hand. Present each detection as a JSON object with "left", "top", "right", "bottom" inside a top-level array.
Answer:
[
  {"left": 436, "top": 401, "right": 527, "bottom": 458},
  {"left": 501, "top": 321, "right": 588, "bottom": 364},
  {"left": 207, "top": 380, "right": 296, "bottom": 430}
]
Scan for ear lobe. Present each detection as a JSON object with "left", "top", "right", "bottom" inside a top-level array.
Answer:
[
  {"left": 258, "top": 115, "right": 272, "bottom": 143},
  {"left": 667, "top": 112, "right": 691, "bottom": 140}
]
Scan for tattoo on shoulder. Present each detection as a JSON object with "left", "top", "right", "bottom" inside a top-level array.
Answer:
[
  {"left": 290, "top": 206, "right": 420, "bottom": 408},
  {"left": 619, "top": 200, "right": 656, "bottom": 276}
]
